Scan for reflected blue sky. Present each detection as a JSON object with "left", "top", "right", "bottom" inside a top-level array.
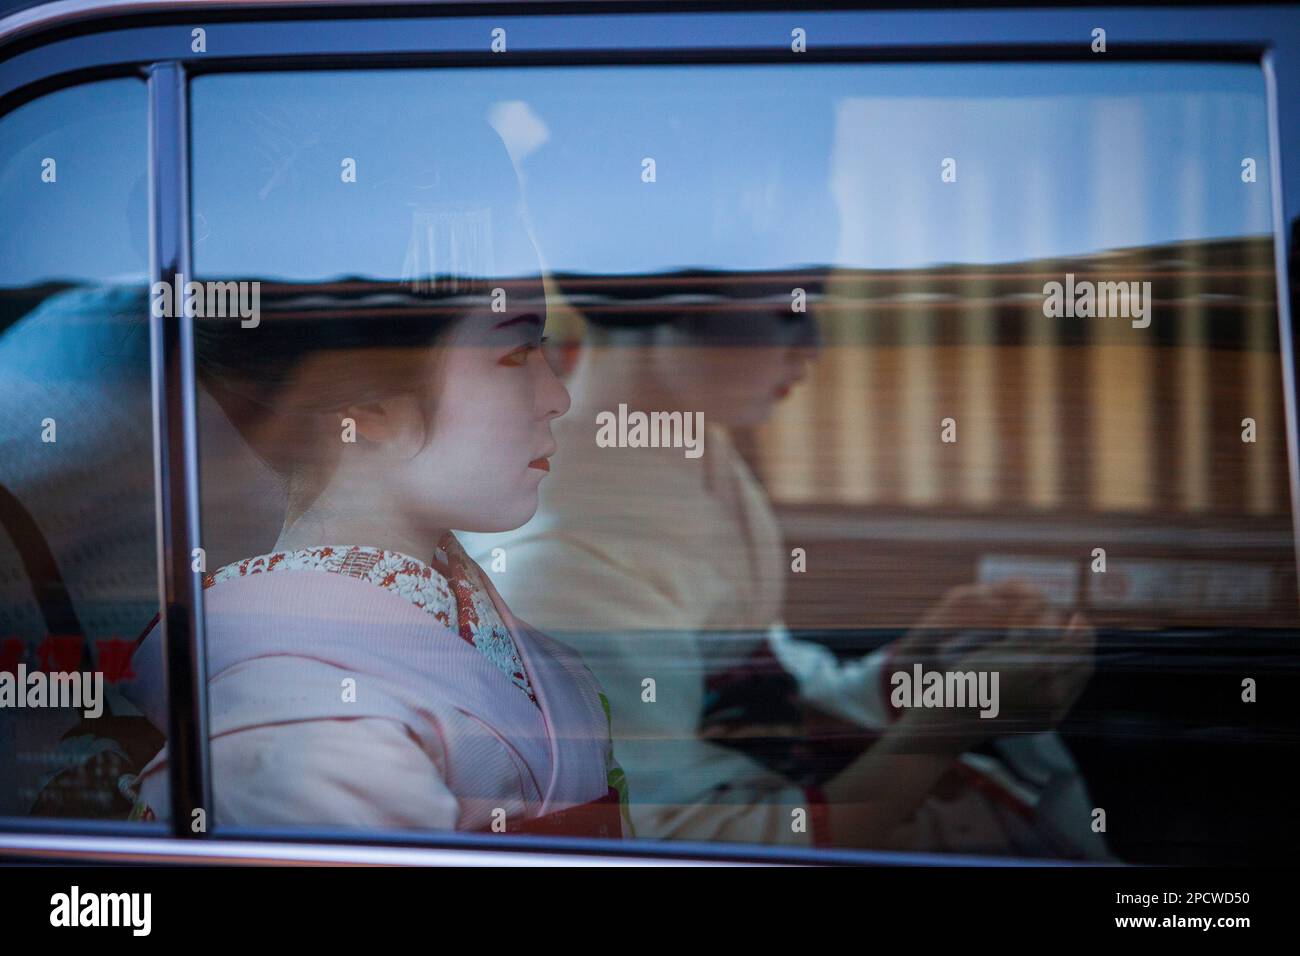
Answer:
[
  {"left": 0, "top": 63, "right": 1275, "bottom": 286},
  {"left": 0, "top": 79, "right": 147, "bottom": 287},
  {"left": 191, "top": 62, "right": 1273, "bottom": 281}
]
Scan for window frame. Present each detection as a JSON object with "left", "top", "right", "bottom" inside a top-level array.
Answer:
[{"left": 1, "top": 0, "right": 1297, "bottom": 865}]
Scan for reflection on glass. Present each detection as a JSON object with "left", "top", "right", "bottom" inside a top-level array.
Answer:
[
  {"left": 0, "top": 79, "right": 160, "bottom": 820},
  {"left": 107, "top": 62, "right": 1293, "bottom": 861}
]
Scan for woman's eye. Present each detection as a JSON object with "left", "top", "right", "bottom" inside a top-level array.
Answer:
[{"left": 498, "top": 344, "right": 535, "bottom": 368}]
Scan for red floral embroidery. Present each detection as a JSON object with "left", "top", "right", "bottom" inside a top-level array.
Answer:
[{"left": 206, "top": 540, "right": 538, "bottom": 706}]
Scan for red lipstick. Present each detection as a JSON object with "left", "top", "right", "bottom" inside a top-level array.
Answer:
[{"left": 528, "top": 458, "right": 550, "bottom": 472}]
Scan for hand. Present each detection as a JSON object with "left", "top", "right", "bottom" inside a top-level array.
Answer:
[
  {"left": 888, "top": 580, "right": 1095, "bottom": 744},
  {"left": 953, "top": 609, "right": 1095, "bottom": 734}
]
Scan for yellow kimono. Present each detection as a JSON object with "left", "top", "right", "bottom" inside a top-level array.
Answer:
[{"left": 464, "top": 416, "right": 1109, "bottom": 858}]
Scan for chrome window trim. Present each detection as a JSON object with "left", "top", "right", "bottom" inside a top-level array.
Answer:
[
  {"left": 0, "top": 0, "right": 620, "bottom": 47},
  {"left": 1264, "top": 48, "right": 1300, "bottom": 587},
  {"left": 147, "top": 59, "right": 212, "bottom": 838},
  {"left": 0, "top": 831, "right": 750, "bottom": 865},
  {"left": 0, "top": 829, "right": 1078, "bottom": 865}
]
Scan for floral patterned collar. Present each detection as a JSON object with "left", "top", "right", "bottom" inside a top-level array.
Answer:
[{"left": 205, "top": 533, "right": 538, "bottom": 706}]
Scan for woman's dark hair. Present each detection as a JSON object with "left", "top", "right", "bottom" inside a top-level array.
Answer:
[
  {"left": 194, "top": 111, "right": 537, "bottom": 490},
  {"left": 195, "top": 302, "right": 463, "bottom": 481},
  {"left": 571, "top": 271, "right": 824, "bottom": 342}
]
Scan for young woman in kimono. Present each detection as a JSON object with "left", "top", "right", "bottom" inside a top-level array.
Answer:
[{"left": 120, "top": 117, "right": 629, "bottom": 839}]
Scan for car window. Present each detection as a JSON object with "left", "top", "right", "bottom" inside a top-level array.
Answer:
[
  {"left": 106, "top": 60, "right": 1293, "bottom": 861},
  {"left": 0, "top": 77, "right": 163, "bottom": 822}
]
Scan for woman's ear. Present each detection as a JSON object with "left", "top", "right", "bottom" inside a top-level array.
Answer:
[{"left": 343, "top": 394, "right": 425, "bottom": 449}]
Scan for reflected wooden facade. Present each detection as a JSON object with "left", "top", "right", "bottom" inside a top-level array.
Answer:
[{"left": 550, "top": 237, "right": 1299, "bottom": 630}]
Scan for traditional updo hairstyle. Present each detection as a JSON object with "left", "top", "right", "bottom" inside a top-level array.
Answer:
[
  {"left": 564, "top": 270, "right": 824, "bottom": 347},
  {"left": 194, "top": 113, "right": 539, "bottom": 522}
]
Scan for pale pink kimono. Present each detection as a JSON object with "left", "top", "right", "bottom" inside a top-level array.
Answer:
[{"left": 123, "top": 548, "right": 625, "bottom": 837}]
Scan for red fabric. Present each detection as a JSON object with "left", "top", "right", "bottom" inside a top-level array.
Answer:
[
  {"left": 501, "top": 787, "right": 624, "bottom": 840},
  {"left": 801, "top": 783, "right": 835, "bottom": 848},
  {"left": 951, "top": 760, "right": 1035, "bottom": 822}
]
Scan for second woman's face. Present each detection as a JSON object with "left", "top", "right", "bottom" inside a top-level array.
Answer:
[
  {"left": 397, "top": 289, "right": 571, "bottom": 534},
  {"left": 655, "top": 311, "right": 821, "bottom": 427}
]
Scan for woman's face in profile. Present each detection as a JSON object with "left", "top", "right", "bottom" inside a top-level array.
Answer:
[
  {"left": 391, "top": 282, "right": 571, "bottom": 534},
  {"left": 655, "top": 310, "right": 821, "bottom": 427}
]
